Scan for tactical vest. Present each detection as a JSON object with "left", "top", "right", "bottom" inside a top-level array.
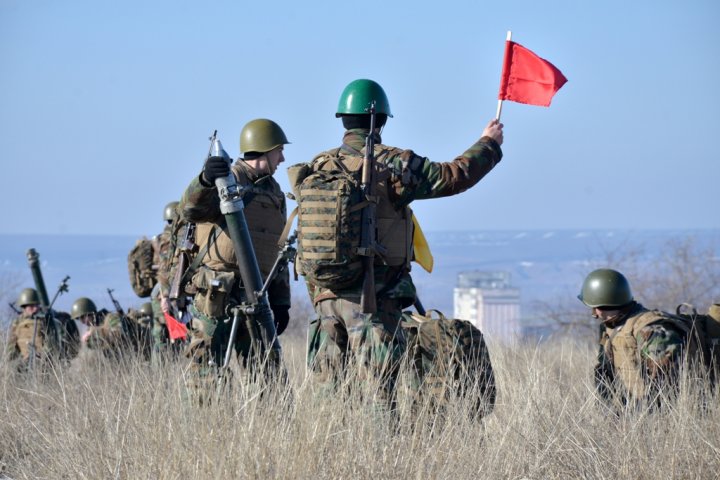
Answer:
[
  {"left": 11, "top": 315, "right": 47, "bottom": 361},
  {"left": 291, "top": 145, "right": 413, "bottom": 289},
  {"left": 190, "top": 163, "right": 285, "bottom": 317},
  {"left": 602, "top": 309, "right": 693, "bottom": 399}
]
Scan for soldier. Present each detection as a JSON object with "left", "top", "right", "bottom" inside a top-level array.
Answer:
[
  {"left": 299, "top": 79, "right": 504, "bottom": 410},
  {"left": 179, "top": 119, "right": 291, "bottom": 392},
  {"left": 124, "top": 302, "right": 154, "bottom": 361},
  {"left": 579, "top": 268, "right": 693, "bottom": 408},
  {"left": 71, "top": 297, "right": 127, "bottom": 359},
  {"left": 149, "top": 201, "right": 180, "bottom": 353},
  {"left": 6, "top": 288, "right": 59, "bottom": 370}
]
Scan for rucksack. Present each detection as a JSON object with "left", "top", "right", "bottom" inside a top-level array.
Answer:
[
  {"left": 291, "top": 155, "right": 368, "bottom": 289},
  {"left": 128, "top": 238, "right": 156, "bottom": 297},
  {"left": 402, "top": 309, "right": 496, "bottom": 417},
  {"left": 674, "top": 303, "right": 720, "bottom": 375}
]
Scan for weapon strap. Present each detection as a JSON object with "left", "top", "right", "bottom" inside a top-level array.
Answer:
[{"left": 180, "top": 224, "right": 223, "bottom": 285}]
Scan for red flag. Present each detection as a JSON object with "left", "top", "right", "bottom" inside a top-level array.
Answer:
[
  {"left": 498, "top": 41, "right": 567, "bottom": 107},
  {"left": 164, "top": 312, "right": 188, "bottom": 341}
]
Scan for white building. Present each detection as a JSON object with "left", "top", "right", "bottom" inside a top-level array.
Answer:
[{"left": 453, "top": 271, "right": 521, "bottom": 342}]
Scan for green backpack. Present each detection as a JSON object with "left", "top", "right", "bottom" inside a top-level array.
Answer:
[
  {"left": 674, "top": 303, "right": 720, "bottom": 376},
  {"left": 127, "top": 238, "right": 156, "bottom": 298},
  {"left": 290, "top": 155, "right": 367, "bottom": 289},
  {"left": 402, "top": 310, "right": 497, "bottom": 418}
]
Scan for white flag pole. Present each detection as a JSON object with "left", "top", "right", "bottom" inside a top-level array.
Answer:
[{"left": 496, "top": 30, "right": 512, "bottom": 121}]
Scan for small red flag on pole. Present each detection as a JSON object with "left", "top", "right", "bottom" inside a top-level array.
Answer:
[
  {"left": 496, "top": 31, "right": 567, "bottom": 120},
  {"left": 164, "top": 311, "right": 188, "bottom": 341}
]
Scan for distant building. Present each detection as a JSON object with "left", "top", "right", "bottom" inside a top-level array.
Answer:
[{"left": 453, "top": 271, "right": 521, "bottom": 342}]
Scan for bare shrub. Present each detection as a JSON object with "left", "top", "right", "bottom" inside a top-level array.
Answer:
[{"left": 536, "top": 235, "right": 720, "bottom": 336}]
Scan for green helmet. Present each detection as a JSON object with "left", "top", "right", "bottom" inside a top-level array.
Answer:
[
  {"left": 139, "top": 302, "right": 154, "bottom": 317},
  {"left": 163, "top": 201, "right": 179, "bottom": 222},
  {"left": 71, "top": 297, "right": 97, "bottom": 319},
  {"left": 17, "top": 288, "right": 40, "bottom": 307},
  {"left": 578, "top": 269, "right": 633, "bottom": 308},
  {"left": 239, "top": 119, "right": 290, "bottom": 154},
  {"left": 335, "top": 79, "right": 393, "bottom": 118}
]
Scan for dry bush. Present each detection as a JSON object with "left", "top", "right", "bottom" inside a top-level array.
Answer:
[
  {"left": 1, "top": 336, "right": 719, "bottom": 479},
  {"left": 535, "top": 235, "right": 720, "bottom": 337}
]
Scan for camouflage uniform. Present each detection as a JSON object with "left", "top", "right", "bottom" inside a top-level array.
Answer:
[
  {"left": 150, "top": 221, "right": 176, "bottom": 351},
  {"left": 305, "top": 129, "right": 502, "bottom": 408},
  {"left": 6, "top": 312, "right": 59, "bottom": 371},
  {"left": 82, "top": 311, "right": 130, "bottom": 360},
  {"left": 595, "top": 301, "right": 690, "bottom": 408},
  {"left": 179, "top": 159, "right": 290, "bottom": 390}
]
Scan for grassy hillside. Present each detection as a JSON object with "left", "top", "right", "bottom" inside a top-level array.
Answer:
[{"left": 1, "top": 335, "right": 717, "bottom": 479}]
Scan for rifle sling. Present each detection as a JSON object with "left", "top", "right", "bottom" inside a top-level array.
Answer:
[
  {"left": 180, "top": 224, "right": 223, "bottom": 287},
  {"left": 178, "top": 189, "right": 260, "bottom": 287}
]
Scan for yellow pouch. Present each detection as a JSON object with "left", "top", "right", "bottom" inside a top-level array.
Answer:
[{"left": 412, "top": 213, "right": 433, "bottom": 273}]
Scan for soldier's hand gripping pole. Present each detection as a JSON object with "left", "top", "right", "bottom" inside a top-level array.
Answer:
[{"left": 208, "top": 132, "right": 281, "bottom": 369}]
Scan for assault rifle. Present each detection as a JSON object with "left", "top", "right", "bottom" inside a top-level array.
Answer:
[
  {"left": 168, "top": 222, "right": 197, "bottom": 318},
  {"left": 107, "top": 288, "right": 125, "bottom": 317},
  {"left": 8, "top": 302, "right": 21, "bottom": 315},
  {"left": 358, "top": 101, "right": 382, "bottom": 314}
]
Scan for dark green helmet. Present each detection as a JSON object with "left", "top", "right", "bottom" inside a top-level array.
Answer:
[
  {"left": 578, "top": 269, "right": 633, "bottom": 308},
  {"left": 336, "top": 79, "right": 393, "bottom": 118},
  {"left": 139, "top": 302, "right": 153, "bottom": 317},
  {"left": 71, "top": 297, "right": 97, "bottom": 319},
  {"left": 163, "top": 202, "right": 179, "bottom": 222},
  {"left": 239, "top": 119, "right": 290, "bottom": 154},
  {"left": 17, "top": 288, "right": 40, "bottom": 307}
]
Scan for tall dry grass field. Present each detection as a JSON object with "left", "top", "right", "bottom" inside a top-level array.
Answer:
[{"left": 1, "top": 333, "right": 718, "bottom": 479}]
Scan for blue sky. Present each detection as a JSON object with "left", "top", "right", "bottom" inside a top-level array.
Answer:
[{"left": 1, "top": 0, "right": 718, "bottom": 235}]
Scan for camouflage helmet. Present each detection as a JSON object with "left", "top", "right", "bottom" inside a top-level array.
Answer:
[
  {"left": 163, "top": 201, "right": 179, "bottom": 222},
  {"left": 578, "top": 269, "right": 633, "bottom": 308},
  {"left": 17, "top": 288, "right": 40, "bottom": 307},
  {"left": 71, "top": 297, "right": 97, "bottom": 320},
  {"left": 139, "top": 302, "right": 154, "bottom": 317},
  {"left": 239, "top": 119, "right": 290, "bottom": 154},
  {"left": 336, "top": 79, "right": 393, "bottom": 118}
]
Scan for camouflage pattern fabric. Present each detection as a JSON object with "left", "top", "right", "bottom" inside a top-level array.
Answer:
[
  {"left": 179, "top": 160, "right": 290, "bottom": 396},
  {"left": 401, "top": 311, "right": 496, "bottom": 419},
  {"left": 303, "top": 128, "right": 502, "bottom": 409},
  {"left": 124, "top": 308, "right": 153, "bottom": 361},
  {"left": 306, "top": 129, "right": 502, "bottom": 307},
  {"left": 83, "top": 311, "right": 130, "bottom": 360},
  {"left": 6, "top": 313, "right": 58, "bottom": 369},
  {"left": 307, "top": 296, "right": 406, "bottom": 410},
  {"left": 595, "top": 302, "right": 689, "bottom": 408}
]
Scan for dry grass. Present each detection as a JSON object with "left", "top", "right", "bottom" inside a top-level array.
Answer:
[{"left": 1, "top": 334, "right": 718, "bottom": 480}]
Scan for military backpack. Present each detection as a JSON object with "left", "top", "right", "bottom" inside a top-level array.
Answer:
[
  {"left": 288, "top": 155, "right": 368, "bottom": 289},
  {"left": 127, "top": 238, "right": 156, "bottom": 298},
  {"left": 674, "top": 303, "right": 720, "bottom": 375},
  {"left": 402, "top": 309, "right": 497, "bottom": 417}
]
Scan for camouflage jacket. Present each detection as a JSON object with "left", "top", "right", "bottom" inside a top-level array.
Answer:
[
  {"left": 595, "top": 302, "right": 689, "bottom": 405},
  {"left": 179, "top": 160, "right": 290, "bottom": 307},
  {"left": 83, "top": 311, "right": 128, "bottom": 356},
  {"left": 307, "top": 129, "right": 503, "bottom": 306}
]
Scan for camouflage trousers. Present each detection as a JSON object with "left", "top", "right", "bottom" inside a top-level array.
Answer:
[
  {"left": 150, "top": 283, "right": 169, "bottom": 352},
  {"left": 307, "top": 296, "right": 407, "bottom": 410},
  {"left": 183, "top": 305, "right": 283, "bottom": 401}
]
